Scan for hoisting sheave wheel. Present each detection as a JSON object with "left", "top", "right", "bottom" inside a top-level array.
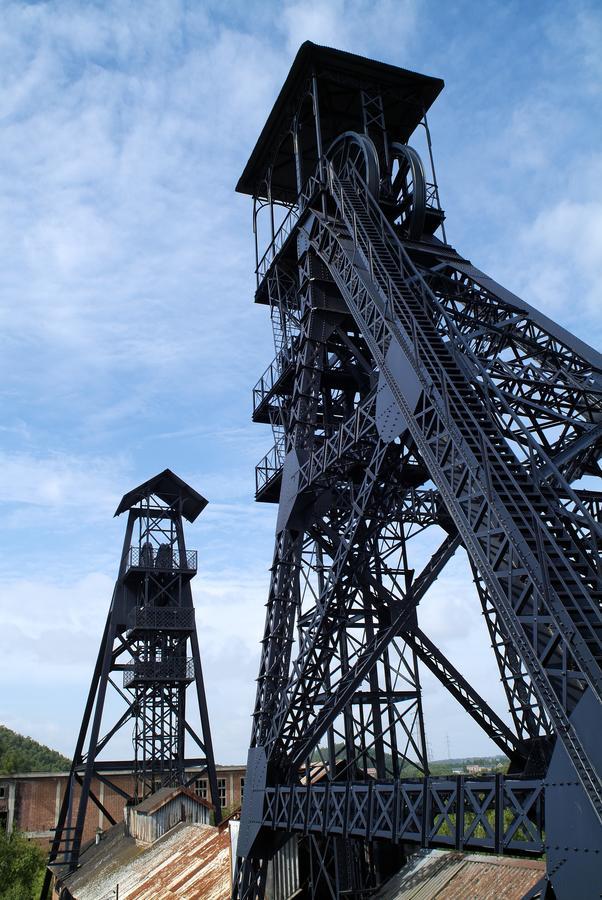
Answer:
[
  {"left": 386, "top": 142, "right": 427, "bottom": 241},
  {"left": 326, "top": 131, "right": 380, "bottom": 198}
]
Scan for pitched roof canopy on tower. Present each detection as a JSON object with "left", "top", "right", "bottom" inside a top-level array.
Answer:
[
  {"left": 114, "top": 468, "right": 208, "bottom": 521},
  {"left": 236, "top": 41, "right": 444, "bottom": 203}
]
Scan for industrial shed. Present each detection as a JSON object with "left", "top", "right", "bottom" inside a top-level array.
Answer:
[
  {"left": 124, "top": 785, "right": 211, "bottom": 843},
  {"left": 51, "top": 784, "right": 301, "bottom": 900},
  {"left": 53, "top": 820, "right": 231, "bottom": 900},
  {"left": 373, "top": 849, "right": 546, "bottom": 899}
]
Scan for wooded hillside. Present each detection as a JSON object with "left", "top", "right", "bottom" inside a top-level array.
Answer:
[{"left": 0, "top": 725, "right": 70, "bottom": 774}]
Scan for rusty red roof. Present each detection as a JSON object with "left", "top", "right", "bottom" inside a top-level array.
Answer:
[
  {"left": 60, "top": 822, "right": 231, "bottom": 900},
  {"left": 374, "top": 849, "right": 546, "bottom": 899},
  {"left": 125, "top": 824, "right": 230, "bottom": 900}
]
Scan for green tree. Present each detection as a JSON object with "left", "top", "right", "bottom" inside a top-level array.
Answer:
[
  {"left": 0, "top": 726, "right": 70, "bottom": 775},
  {"left": 0, "top": 830, "right": 46, "bottom": 900}
]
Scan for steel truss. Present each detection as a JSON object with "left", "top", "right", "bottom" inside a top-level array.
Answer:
[
  {"left": 41, "top": 470, "right": 221, "bottom": 898},
  {"left": 235, "top": 43, "right": 601, "bottom": 899}
]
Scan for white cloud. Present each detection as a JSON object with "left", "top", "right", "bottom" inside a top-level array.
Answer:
[
  {"left": 0, "top": 3, "right": 281, "bottom": 432},
  {"left": 280, "top": 0, "right": 417, "bottom": 59},
  {"left": 491, "top": 154, "right": 602, "bottom": 332},
  {"left": 0, "top": 0, "right": 600, "bottom": 767},
  {"left": 0, "top": 572, "right": 111, "bottom": 668},
  {"left": 524, "top": 198, "right": 602, "bottom": 274},
  {"left": 0, "top": 450, "right": 125, "bottom": 512}
]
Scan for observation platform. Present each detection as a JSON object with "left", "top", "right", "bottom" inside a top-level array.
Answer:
[
  {"left": 123, "top": 658, "right": 195, "bottom": 688},
  {"left": 127, "top": 606, "right": 196, "bottom": 635},
  {"left": 123, "top": 546, "right": 197, "bottom": 581}
]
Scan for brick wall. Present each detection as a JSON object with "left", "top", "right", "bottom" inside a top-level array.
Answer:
[
  {"left": 16, "top": 776, "right": 61, "bottom": 836},
  {"left": 2, "top": 767, "right": 245, "bottom": 849},
  {"left": 6, "top": 773, "right": 136, "bottom": 848},
  {"left": 189, "top": 767, "right": 246, "bottom": 811}
]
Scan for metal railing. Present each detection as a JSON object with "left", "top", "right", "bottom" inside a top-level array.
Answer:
[
  {"left": 125, "top": 546, "right": 197, "bottom": 574},
  {"left": 425, "top": 181, "right": 439, "bottom": 207},
  {"left": 263, "top": 776, "right": 544, "bottom": 855},
  {"left": 255, "top": 440, "right": 286, "bottom": 495},
  {"left": 255, "top": 172, "right": 323, "bottom": 287},
  {"left": 323, "top": 159, "right": 602, "bottom": 819},
  {"left": 127, "top": 607, "right": 195, "bottom": 632},
  {"left": 252, "top": 340, "right": 298, "bottom": 415},
  {"left": 123, "top": 657, "right": 194, "bottom": 687}
]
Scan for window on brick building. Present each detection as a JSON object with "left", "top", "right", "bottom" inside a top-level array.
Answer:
[
  {"left": 240, "top": 777, "right": 245, "bottom": 801},
  {"left": 0, "top": 786, "right": 5, "bottom": 799},
  {"left": 218, "top": 778, "right": 226, "bottom": 806},
  {"left": 194, "top": 778, "right": 207, "bottom": 799}
]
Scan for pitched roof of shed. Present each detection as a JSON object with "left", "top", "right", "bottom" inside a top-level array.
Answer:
[
  {"left": 133, "top": 785, "right": 212, "bottom": 815},
  {"left": 61, "top": 822, "right": 231, "bottom": 900},
  {"left": 374, "top": 849, "right": 545, "bottom": 899},
  {"left": 119, "top": 823, "right": 230, "bottom": 900}
]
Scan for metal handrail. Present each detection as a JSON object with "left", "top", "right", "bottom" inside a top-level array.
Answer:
[
  {"left": 252, "top": 339, "right": 298, "bottom": 413},
  {"left": 127, "top": 606, "right": 195, "bottom": 631},
  {"left": 255, "top": 172, "right": 324, "bottom": 286},
  {"left": 123, "top": 657, "right": 194, "bottom": 687},
  {"left": 125, "top": 546, "right": 197, "bottom": 573},
  {"left": 255, "top": 440, "right": 286, "bottom": 494},
  {"left": 256, "top": 204, "right": 299, "bottom": 284}
]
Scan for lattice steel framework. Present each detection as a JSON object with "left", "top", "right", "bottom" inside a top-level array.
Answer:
[
  {"left": 41, "top": 470, "right": 221, "bottom": 897},
  {"left": 234, "top": 43, "right": 602, "bottom": 900}
]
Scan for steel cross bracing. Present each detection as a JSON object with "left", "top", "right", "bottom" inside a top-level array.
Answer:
[
  {"left": 251, "top": 176, "right": 596, "bottom": 752},
  {"left": 470, "top": 562, "right": 553, "bottom": 745},
  {"left": 236, "top": 45, "right": 601, "bottom": 900},
  {"left": 238, "top": 156, "right": 602, "bottom": 892},
  {"left": 314, "top": 159, "right": 601, "bottom": 801},
  {"left": 263, "top": 774, "right": 545, "bottom": 855},
  {"left": 41, "top": 471, "right": 221, "bottom": 899},
  {"left": 292, "top": 485, "right": 432, "bottom": 780},
  {"left": 255, "top": 277, "right": 567, "bottom": 758},
  {"left": 291, "top": 525, "right": 522, "bottom": 766}
]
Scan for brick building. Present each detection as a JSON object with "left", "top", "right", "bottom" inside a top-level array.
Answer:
[{"left": 0, "top": 764, "right": 245, "bottom": 848}]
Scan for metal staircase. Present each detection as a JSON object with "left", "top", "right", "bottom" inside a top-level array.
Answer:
[{"left": 315, "top": 160, "right": 602, "bottom": 816}]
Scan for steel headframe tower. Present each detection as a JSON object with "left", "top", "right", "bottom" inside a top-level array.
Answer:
[
  {"left": 234, "top": 43, "right": 602, "bottom": 899},
  {"left": 42, "top": 469, "right": 221, "bottom": 895}
]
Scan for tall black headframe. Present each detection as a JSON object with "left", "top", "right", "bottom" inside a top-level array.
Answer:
[
  {"left": 42, "top": 469, "right": 221, "bottom": 892},
  {"left": 234, "top": 42, "right": 602, "bottom": 900}
]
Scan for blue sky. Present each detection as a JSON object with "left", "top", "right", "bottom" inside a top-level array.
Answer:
[{"left": 0, "top": 0, "right": 601, "bottom": 766}]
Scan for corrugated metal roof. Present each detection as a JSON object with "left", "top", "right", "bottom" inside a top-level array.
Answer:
[
  {"left": 125, "top": 824, "right": 230, "bottom": 900},
  {"left": 64, "top": 822, "right": 231, "bottom": 900},
  {"left": 437, "top": 855, "right": 546, "bottom": 899},
  {"left": 133, "top": 785, "right": 211, "bottom": 815},
  {"left": 373, "top": 850, "right": 546, "bottom": 900}
]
